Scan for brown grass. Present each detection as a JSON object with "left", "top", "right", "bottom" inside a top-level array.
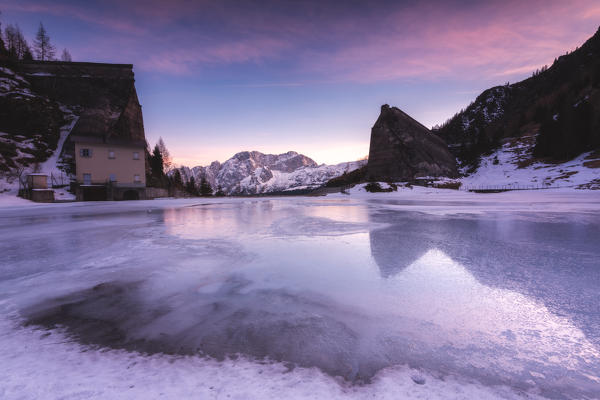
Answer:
[
  {"left": 555, "top": 171, "right": 579, "bottom": 180},
  {"left": 434, "top": 181, "right": 462, "bottom": 190},
  {"left": 584, "top": 150, "right": 600, "bottom": 160},
  {"left": 577, "top": 179, "right": 600, "bottom": 190},
  {"left": 516, "top": 158, "right": 536, "bottom": 169},
  {"left": 583, "top": 159, "right": 600, "bottom": 168}
]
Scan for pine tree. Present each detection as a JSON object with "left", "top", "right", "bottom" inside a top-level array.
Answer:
[
  {"left": 34, "top": 22, "right": 55, "bottom": 61},
  {"left": 150, "top": 144, "right": 164, "bottom": 179},
  {"left": 61, "top": 48, "right": 72, "bottom": 61},
  {"left": 172, "top": 169, "right": 183, "bottom": 189},
  {"left": 215, "top": 186, "right": 225, "bottom": 196},
  {"left": 199, "top": 177, "right": 212, "bottom": 196},
  {"left": 22, "top": 45, "right": 34, "bottom": 61},
  {"left": 186, "top": 176, "right": 198, "bottom": 196}
]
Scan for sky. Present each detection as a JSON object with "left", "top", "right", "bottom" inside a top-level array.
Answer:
[{"left": 1, "top": 0, "right": 599, "bottom": 166}]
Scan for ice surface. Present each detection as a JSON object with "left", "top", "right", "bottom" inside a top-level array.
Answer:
[{"left": 0, "top": 195, "right": 599, "bottom": 399}]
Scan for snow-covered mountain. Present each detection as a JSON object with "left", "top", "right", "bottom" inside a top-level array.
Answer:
[{"left": 175, "top": 151, "right": 366, "bottom": 195}]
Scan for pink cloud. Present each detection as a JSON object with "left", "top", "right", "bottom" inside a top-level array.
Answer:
[
  {"left": 300, "top": 0, "right": 599, "bottom": 83},
  {"left": 581, "top": 7, "right": 600, "bottom": 19}
]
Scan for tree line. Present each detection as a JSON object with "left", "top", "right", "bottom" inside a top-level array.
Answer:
[
  {"left": 0, "top": 12, "right": 72, "bottom": 62},
  {"left": 146, "top": 137, "right": 222, "bottom": 197}
]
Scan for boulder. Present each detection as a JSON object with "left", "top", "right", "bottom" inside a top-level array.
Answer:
[{"left": 367, "top": 105, "right": 457, "bottom": 181}]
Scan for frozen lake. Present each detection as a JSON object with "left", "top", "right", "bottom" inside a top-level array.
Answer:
[{"left": 0, "top": 192, "right": 599, "bottom": 399}]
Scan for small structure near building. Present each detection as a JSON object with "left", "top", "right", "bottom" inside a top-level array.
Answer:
[
  {"left": 22, "top": 174, "right": 55, "bottom": 203},
  {"left": 27, "top": 174, "right": 48, "bottom": 189},
  {"left": 31, "top": 189, "right": 55, "bottom": 203}
]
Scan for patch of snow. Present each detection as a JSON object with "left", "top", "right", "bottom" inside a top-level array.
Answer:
[
  {"left": 27, "top": 72, "right": 54, "bottom": 77},
  {"left": 0, "top": 312, "right": 540, "bottom": 400},
  {"left": 0, "top": 67, "right": 15, "bottom": 75},
  {"left": 460, "top": 136, "right": 600, "bottom": 190},
  {"left": 37, "top": 113, "right": 78, "bottom": 178},
  {"left": 333, "top": 184, "right": 600, "bottom": 216}
]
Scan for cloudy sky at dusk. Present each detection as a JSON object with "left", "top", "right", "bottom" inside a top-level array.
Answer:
[{"left": 2, "top": 0, "right": 599, "bottom": 166}]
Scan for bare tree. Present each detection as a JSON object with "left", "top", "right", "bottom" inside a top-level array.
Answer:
[
  {"left": 4, "top": 23, "right": 18, "bottom": 58},
  {"left": 0, "top": 11, "right": 7, "bottom": 55},
  {"left": 4, "top": 24, "right": 31, "bottom": 60},
  {"left": 61, "top": 48, "right": 72, "bottom": 62},
  {"left": 34, "top": 22, "right": 55, "bottom": 61},
  {"left": 157, "top": 137, "right": 173, "bottom": 172}
]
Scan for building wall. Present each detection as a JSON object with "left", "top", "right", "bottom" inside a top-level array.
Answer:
[{"left": 75, "top": 142, "right": 146, "bottom": 186}]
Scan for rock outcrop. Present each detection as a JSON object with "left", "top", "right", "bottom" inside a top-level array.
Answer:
[
  {"left": 0, "top": 60, "right": 146, "bottom": 177},
  {"left": 18, "top": 61, "right": 146, "bottom": 144},
  {"left": 367, "top": 105, "right": 457, "bottom": 181}
]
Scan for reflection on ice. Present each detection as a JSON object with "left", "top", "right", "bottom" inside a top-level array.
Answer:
[
  {"left": 391, "top": 250, "right": 599, "bottom": 367},
  {"left": 1, "top": 198, "right": 599, "bottom": 399}
]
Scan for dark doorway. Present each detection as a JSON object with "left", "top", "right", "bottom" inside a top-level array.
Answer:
[
  {"left": 82, "top": 186, "right": 107, "bottom": 201},
  {"left": 123, "top": 190, "right": 140, "bottom": 200}
]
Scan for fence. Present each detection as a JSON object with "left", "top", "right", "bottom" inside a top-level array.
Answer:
[
  {"left": 50, "top": 172, "right": 70, "bottom": 188},
  {"left": 17, "top": 174, "right": 30, "bottom": 199},
  {"left": 459, "top": 183, "right": 569, "bottom": 193}
]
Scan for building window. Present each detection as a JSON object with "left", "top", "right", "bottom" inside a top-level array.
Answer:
[
  {"left": 133, "top": 151, "right": 140, "bottom": 160},
  {"left": 80, "top": 148, "right": 92, "bottom": 158},
  {"left": 108, "top": 150, "right": 115, "bottom": 159},
  {"left": 134, "top": 174, "right": 141, "bottom": 183},
  {"left": 83, "top": 173, "right": 91, "bottom": 185},
  {"left": 109, "top": 173, "right": 117, "bottom": 182}
]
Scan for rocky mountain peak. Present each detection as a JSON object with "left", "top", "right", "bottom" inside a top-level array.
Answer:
[{"left": 174, "top": 150, "right": 364, "bottom": 195}]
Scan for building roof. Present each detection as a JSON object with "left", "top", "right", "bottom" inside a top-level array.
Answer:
[{"left": 71, "top": 135, "right": 146, "bottom": 148}]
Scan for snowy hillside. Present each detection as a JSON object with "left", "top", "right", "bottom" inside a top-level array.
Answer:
[
  {"left": 175, "top": 151, "right": 366, "bottom": 195},
  {"left": 0, "top": 66, "right": 76, "bottom": 195},
  {"left": 461, "top": 135, "right": 600, "bottom": 190}
]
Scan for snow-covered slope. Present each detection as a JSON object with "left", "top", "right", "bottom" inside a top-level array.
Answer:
[
  {"left": 175, "top": 151, "right": 366, "bottom": 195},
  {"left": 460, "top": 135, "right": 600, "bottom": 190},
  {"left": 0, "top": 66, "right": 76, "bottom": 195}
]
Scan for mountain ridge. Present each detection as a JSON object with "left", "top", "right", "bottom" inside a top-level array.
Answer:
[
  {"left": 174, "top": 150, "right": 366, "bottom": 195},
  {"left": 435, "top": 25, "right": 600, "bottom": 168}
]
